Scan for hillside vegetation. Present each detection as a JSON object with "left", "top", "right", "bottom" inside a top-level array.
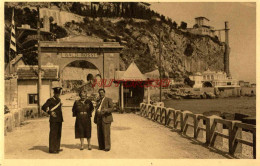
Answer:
[{"left": 5, "top": 2, "right": 225, "bottom": 80}]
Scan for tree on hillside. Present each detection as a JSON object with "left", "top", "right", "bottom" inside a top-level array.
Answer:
[
  {"left": 179, "top": 21, "right": 187, "bottom": 30},
  {"left": 184, "top": 76, "right": 195, "bottom": 87},
  {"left": 172, "top": 21, "right": 178, "bottom": 29},
  {"left": 97, "top": 4, "right": 104, "bottom": 18},
  {"left": 92, "top": 6, "right": 97, "bottom": 20},
  {"left": 71, "top": 2, "right": 82, "bottom": 15}
]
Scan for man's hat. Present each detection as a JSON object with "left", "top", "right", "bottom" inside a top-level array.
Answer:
[{"left": 52, "top": 87, "right": 62, "bottom": 94}]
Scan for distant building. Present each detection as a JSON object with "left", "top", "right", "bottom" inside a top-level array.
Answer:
[
  {"left": 189, "top": 72, "right": 203, "bottom": 88},
  {"left": 244, "top": 82, "right": 250, "bottom": 87},
  {"left": 190, "top": 69, "right": 239, "bottom": 88},
  {"left": 239, "top": 80, "right": 245, "bottom": 87},
  {"left": 40, "top": 7, "right": 84, "bottom": 26},
  {"left": 251, "top": 83, "right": 256, "bottom": 88},
  {"left": 187, "top": 17, "right": 216, "bottom": 37},
  {"left": 239, "top": 80, "right": 250, "bottom": 87}
]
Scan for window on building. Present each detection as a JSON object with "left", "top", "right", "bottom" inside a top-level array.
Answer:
[
  {"left": 227, "top": 82, "right": 231, "bottom": 85},
  {"left": 28, "top": 94, "right": 38, "bottom": 104}
]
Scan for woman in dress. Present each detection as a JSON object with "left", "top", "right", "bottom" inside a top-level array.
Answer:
[{"left": 72, "top": 89, "right": 94, "bottom": 150}]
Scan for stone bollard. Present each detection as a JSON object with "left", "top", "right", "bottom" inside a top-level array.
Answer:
[
  {"left": 209, "top": 115, "right": 223, "bottom": 149},
  {"left": 182, "top": 110, "right": 193, "bottom": 136},
  {"left": 6, "top": 113, "right": 13, "bottom": 132},
  {"left": 231, "top": 120, "right": 242, "bottom": 156}
]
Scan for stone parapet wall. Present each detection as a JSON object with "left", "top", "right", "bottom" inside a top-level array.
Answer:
[
  {"left": 4, "top": 107, "right": 46, "bottom": 136},
  {"left": 5, "top": 78, "right": 18, "bottom": 109}
]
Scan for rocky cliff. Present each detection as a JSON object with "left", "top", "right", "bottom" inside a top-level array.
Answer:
[
  {"left": 5, "top": 2, "right": 225, "bottom": 80},
  {"left": 65, "top": 18, "right": 225, "bottom": 79}
]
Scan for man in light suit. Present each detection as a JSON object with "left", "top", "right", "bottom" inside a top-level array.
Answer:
[{"left": 94, "top": 88, "right": 113, "bottom": 151}]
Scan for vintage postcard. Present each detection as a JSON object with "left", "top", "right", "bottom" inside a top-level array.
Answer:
[{"left": 1, "top": 0, "right": 259, "bottom": 165}]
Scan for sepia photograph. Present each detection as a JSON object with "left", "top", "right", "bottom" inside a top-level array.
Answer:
[{"left": 1, "top": 0, "right": 258, "bottom": 164}]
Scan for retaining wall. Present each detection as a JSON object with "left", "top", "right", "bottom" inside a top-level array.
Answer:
[{"left": 4, "top": 107, "right": 47, "bottom": 136}]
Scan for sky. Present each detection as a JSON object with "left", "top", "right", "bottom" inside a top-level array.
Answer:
[{"left": 150, "top": 2, "right": 256, "bottom": 83}]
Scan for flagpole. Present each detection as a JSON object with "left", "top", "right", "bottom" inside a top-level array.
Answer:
[
  {"left": 8, "top": 8, "right": 15, "bottom": 75},
  {"left": 159, "top": 31, "right": 162, "bottom": 102},
  {"left": 37, "top": 6, "right": 42, "bottom": 117}
]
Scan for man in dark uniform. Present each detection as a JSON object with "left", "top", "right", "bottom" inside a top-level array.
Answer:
[
  {"left": 94, "top": 89, "right": 113, "bottom": 151},
  {"left": 42, "top": 87, "right": 63, "bottom": 154}
]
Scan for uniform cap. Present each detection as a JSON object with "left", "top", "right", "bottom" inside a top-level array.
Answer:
[{"left": 53, "top": 87, "right": 62, "bottom": 94}]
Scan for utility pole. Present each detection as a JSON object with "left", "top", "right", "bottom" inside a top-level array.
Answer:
[
  {"left": 37, "top": 6, "right": 42, "bottom": 117},
  {"left": 159, "top": 31, "right": 162, "bottom": 102},
  {"left": 224, "top": 21, "right": 231, "bottom": 77}
]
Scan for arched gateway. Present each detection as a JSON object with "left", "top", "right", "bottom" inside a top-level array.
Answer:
[{"left": 40, "top": 36, "right": 124, "bottom": 100}]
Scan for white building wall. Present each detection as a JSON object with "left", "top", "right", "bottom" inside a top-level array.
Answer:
[
  {"left": 40, "top": 8, "right": 84, "bottom": 26},
  {"left": 18, "top": 80, "right": 51, "bottom": 109}
]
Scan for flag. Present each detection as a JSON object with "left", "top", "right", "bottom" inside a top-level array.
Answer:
[
  {"left": 7, "top": 8, "right": 17, "bottom": 75},
  {"left": 9, "top": 8, "right": 16, "bottom": 58}
]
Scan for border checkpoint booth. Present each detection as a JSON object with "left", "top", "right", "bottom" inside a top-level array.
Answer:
[{"left": 114, "top": 62, "right": 152, "bottom": 112}]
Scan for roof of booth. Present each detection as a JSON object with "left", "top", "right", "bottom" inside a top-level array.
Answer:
[{"left": 115, "top": 62, "right": 147, "bottom": 81}]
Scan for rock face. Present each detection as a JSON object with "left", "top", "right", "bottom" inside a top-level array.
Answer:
[
  {"left": 5, "top": 2, "right": 225, "bottom": 79},
  {"left": 70, "top": 18, "right": 225, "bottom": 79}
]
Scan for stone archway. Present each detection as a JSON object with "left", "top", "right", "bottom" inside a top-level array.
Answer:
[
  {"left": 61, "top": 60, "right": 101, "bottom": 93},
  {"left": 203, "top": 81, "right": 213, "bottom": 87}
]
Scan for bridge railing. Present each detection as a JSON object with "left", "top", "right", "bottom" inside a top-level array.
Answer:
[{"left": 139, "top": 102, "right": 256, "bottom": 159}]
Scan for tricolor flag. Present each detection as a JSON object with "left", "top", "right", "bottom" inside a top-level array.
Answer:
[{"left": 9, "top": 8, "right": 16, "bottom": 59}]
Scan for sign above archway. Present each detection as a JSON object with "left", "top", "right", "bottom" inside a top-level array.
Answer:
[{"left": 61, "top": 52, "right": 98, "bottom": 58}]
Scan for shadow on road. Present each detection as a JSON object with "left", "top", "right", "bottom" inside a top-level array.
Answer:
[
  {"left": 175, "top": 132, "right": 234, "bottom": 159},
  {"left": 61, "top": 144, "right": 99, "bottom": 150},
  {"left": 29, "top": 146, "right": 49, "bottom": 153}
]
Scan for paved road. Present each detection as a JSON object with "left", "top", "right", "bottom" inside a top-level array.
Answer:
[{"left": 5, "top": 95, "right": 227, "bottom": 159}]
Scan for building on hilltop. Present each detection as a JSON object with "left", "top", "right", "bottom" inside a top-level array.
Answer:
[{"left": 187, "top": 17, "right": 216, "bottom": 37}]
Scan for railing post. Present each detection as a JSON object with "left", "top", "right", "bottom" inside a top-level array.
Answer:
[
  {"left": 194, "top": 114, "right": 200, "bottom": 139},
  {"left": 209, "top": 115, "right": 223, "bottom": 148},
  {"left": 182, "top": 111, "right": 193, "bottom": 136},
  {"left": 147, "top": 104, "right": 152, "bottom": 118},
  {"left": 164, "top": 107, "right": 167, "bottom": 125},
  {"left": 166, "top": 108, "right": 175, "bottom": 128},
  {"left": 205, "top": 117, "right": 211, "bottom": 145},
  {"left": 180, "top": 112, "right": 184, "bottom": 132},
  {"left": 253, "top": 129, "right": 256, "bottom": 159},
  {"left": 230, "top": 121, "right": 242, "bottom": 156},
  {"left": 174, "top": 110, "right": 183, "bottom": 131}
]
